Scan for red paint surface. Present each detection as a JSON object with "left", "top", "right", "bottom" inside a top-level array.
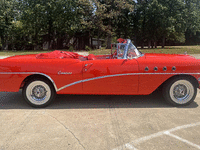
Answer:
[{"left": 0, "top": 51, "right": 200, "bottom": 95}]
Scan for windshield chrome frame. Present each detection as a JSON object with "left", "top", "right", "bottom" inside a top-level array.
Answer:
[{"left": 117, "top": 39, "right": 143, "bottom": 59}]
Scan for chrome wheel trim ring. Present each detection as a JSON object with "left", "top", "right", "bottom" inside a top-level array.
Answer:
[
  {"left": 26, "top": 81, "right": 51, "bottom": 105},
  {"left": 169, "top": 80, "right": 194, "bottom": 104}
]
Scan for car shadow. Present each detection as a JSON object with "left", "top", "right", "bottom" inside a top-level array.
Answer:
[{"left": 0, "top": 90, "right": 198, "bottom": 109}]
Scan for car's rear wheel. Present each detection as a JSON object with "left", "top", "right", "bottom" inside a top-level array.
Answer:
[
  {"left": 162, "top": 77, "right": 197, "bottom": 106},
  {"left": 22, "top": 79, "right": 56, "bottom": 108}
]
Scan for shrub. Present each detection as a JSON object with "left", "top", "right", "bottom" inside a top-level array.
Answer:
[
  {"left": 85, "top": 45, "right": 92, "bottom": 51},
  {"left": 68, "top": 46, "right": 74, "bottom": 51}
]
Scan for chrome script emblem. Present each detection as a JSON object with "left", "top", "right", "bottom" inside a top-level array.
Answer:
[{"left": 58, "top": 71, "right": 72, "bottom": 75}]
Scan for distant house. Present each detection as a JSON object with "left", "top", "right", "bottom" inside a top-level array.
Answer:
[
  {"left": 67, "top": 37, "right": 105, "bottom": 50},
  {"left": 92, "top": 38, "right": 105, "bottom": 49},
  {"left": 42, "top": 32, "right": 105, "bottom": 50}
]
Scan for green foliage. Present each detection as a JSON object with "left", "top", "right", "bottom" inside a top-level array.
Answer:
[
  {"left": 85, "top": 45, "right": 92, "bottom": 51},
  {"left": 0, "top": 0, "right": 199, "bottom": 50},
  {"left": 18, "top": 0, "right": 79, "bottom": 50},
  {"left": 128, "top": 0, "right": 200, "bottom": 47},
  {"left": 0, "top": 0, "right": 18, "bottom": 50},
  {"left": 68, "top": 46, "right": 74, "bottom": 52}
]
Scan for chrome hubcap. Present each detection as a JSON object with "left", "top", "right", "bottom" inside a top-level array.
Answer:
[
  {"left": 31, "top": 85, "right": 47, "bottom": 101},
  {"left": 169, "top": 80, "right": 194, "bottom": 104},
  {"left": 26, "top": 81, "right": 51, "bottom": 105},
  {"left": 173, "top": 84, "right": 188, "bottom": 100}
]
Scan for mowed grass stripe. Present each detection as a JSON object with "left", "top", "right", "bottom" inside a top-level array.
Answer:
[{"left": 0, "top": 45, "right": 199, "bottom": 56}]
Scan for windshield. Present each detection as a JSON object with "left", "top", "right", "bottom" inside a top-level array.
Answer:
[
  {"left": 117, "top": 43, "right": 126, "bottom": 59},
  {"left": 116, "top": 39, "right": 143, "bottom": 59}
]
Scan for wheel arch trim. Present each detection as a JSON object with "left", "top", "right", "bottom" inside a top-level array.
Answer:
[
  {"left": 160, "top": 74, "right": 199, "bottom": 90},
  {"left": 20, "top": 72, "right": 58, "bottom": 92},
  {"left": 35, "top": 73, "right": 58, "bottom": 91}
]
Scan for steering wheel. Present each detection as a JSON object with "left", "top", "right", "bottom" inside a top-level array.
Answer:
[{"left": 127, "top": 51, "right": 136, "bottom": 59}]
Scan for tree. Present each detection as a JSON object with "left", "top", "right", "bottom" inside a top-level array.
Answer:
[
  {"left": 93, "top": 0, "right": 134, "bottom": 48},
  {"left": 129, "top": 0, "right": 199, "bottom": 48},
  {"left": 184, "top": 0, "right": 200, "bottom": 45},
  {"left": 0, "top": 0, "right": 199, "bottom": 50},
  {"left": 19, "top": 0, "right": 80, "bottom": 50},
  {"left": 0, "top": 0, "right": 17, "bottom": 50}
]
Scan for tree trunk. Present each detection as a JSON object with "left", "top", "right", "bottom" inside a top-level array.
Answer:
[
  {"left": 11, "top": 36, "right": 14, "bottom": 50},
  {"left": 106, "top": 34, "right": 111, "bottom": 49},
  {"left": 34, "top": 45, "right": 37, "bottom": 50},
  {"left": 97, "top": 27, "right": 100, "bottom": 49},
  {"left": 88, "top": 30, "right": 91, "bottom": 48},
  {"left": 154, "top": 41, "right": 157, "bottom": 48},
  {"left": 0, "top": 37, "right": 1, "bottom": 50},
  {"left": 141, "top": 42, "right": 144, "bottom": 49},
  {"left": 148, "top": 40, "right": 151, "bottom": 49},
  {"left": 57, "top": 37, "right": 63, "bottom": 49},
  {"left": 151, "top": 41, "right": 154, "bottom": 49},
  {"left": 162, "top": 36, "right": 165, "bottom": 48},
  {"left": 106, "top": 20, "right": 112, "bottom": 49},
  {"left": 1, "top": 36, "right": 4, "bottom": 50},
  {"left": 90, "top": 37, "right": 93, "bottom": 48},
  {"left": 48, "top": 19, "right": 53, "bottom": 49},
  {"left": 133, "top": 36, "right": 137, "bottom": 48},
  {"left": 3, "top": 38, "right": 8, "bottom": 50},
  {"left": 34, "top": 30, "right": 38, "bottom": 50}
]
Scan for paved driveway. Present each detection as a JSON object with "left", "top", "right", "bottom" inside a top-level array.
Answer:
[
  {"left": 0, "top": 90, "right": 200, "bottom": 150},
  {"left": 191, "top": 54, "right": 200, "bottom": 59}
]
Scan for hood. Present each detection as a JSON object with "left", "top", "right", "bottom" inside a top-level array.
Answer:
[{"left": 144, "top": 53, "right": 196, "bottom": 60}]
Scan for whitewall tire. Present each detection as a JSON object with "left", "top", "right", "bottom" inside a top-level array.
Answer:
[
  {"left": 23, "top": 79, "right": 56, "bottom": 108},
  {"left": 163, "top": 77, "right": 197, "bottom": 106}
]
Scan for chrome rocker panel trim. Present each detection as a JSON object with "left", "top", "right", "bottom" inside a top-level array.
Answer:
[{"left": 0, "top": 72, "right": 199, "bottom": 92}]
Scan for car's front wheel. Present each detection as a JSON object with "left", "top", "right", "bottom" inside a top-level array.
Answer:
[
  {"left": 22, "top": 79, "right": 56, "bottom": 108},
  {"left": 162, "top": 77, "right": 197, "bottom": 106}
]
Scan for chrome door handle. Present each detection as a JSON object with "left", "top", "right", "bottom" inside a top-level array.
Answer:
[{"left": 85, "top": 63, "right": 93, "bottom": 67}]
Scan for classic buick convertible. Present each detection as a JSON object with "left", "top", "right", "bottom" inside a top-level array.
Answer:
[{"left": 0, "top": 39, "right": 200, "bottom": 107}]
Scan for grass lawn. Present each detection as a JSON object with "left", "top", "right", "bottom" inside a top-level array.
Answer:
[
  {"left": 90, "top": 45, "right": 200, "bottom": 55},
  {"left": 140, "top": 45, "right": 200, "bottom": 54},
  {"left": 0, "top": 45, "right": 200, "bottom": 56},
  {"left": 0, "top": 50, "right": 51, "bottom": 56}
]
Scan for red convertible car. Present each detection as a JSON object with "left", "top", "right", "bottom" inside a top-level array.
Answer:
[{"left": 0, "top": 39, "right": 200, "bottom": 107}]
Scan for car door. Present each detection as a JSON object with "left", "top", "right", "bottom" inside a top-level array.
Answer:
[
  {"left": 82, "top": 59, "right": 139, "bottom": 95},
  {"left": 46, "top": 59, "right": 83, "bottom": 94}
]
